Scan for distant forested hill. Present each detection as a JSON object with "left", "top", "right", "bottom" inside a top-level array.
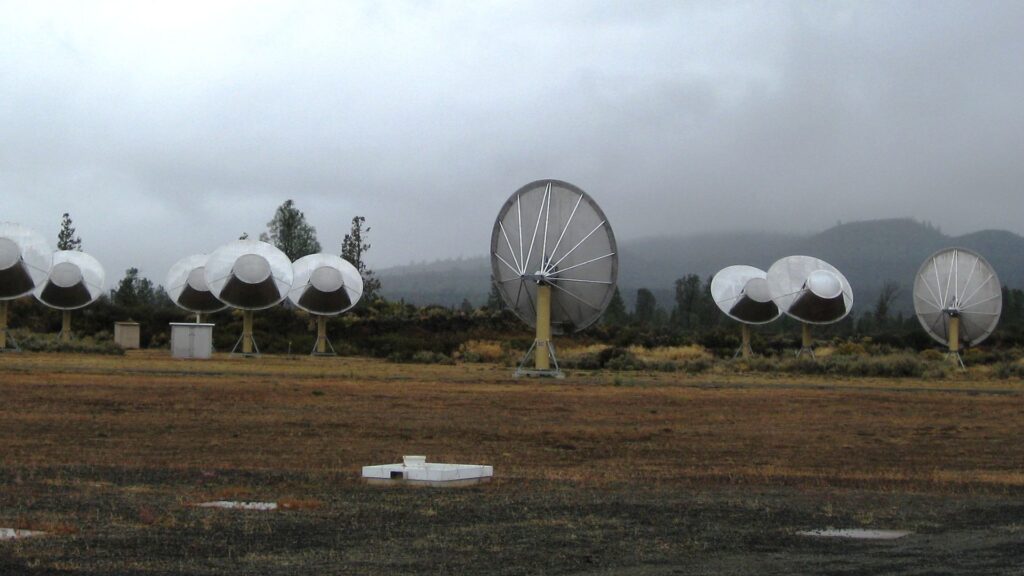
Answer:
[{"left": 378, "top": 219, "right": 1024, "bottom": 314}]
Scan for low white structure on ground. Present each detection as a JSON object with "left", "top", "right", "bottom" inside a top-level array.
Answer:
[
  {"left": 363, "top": 455, "right": 493, "bottom": 487},
  {"left": 170, "top": 322, "right": 214, "bottom": 359},
  {"left": 114, "top": 321, "right": 140, "bottom": 349},
  {"left": 196, "top": 501, "right": 277, "bottom": 511},
  {"left": 0, "top": 528, "right": 45, "bottom": 540},
  {"left": 797, "top": 528, "right": 911, "bottom": 540}
]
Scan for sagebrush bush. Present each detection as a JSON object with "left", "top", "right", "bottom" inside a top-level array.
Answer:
[
  {"left": 994, "top": 361, "right": 1024, "bottom": 379},
  {"left": 10, "top": 330, "right": 124, "bottom": 355}
]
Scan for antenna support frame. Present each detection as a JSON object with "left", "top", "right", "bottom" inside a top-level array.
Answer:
[{"left": 230, "top": 310, "right": 261, "bottom": 358}]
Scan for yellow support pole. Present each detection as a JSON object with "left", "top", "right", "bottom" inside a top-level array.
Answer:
[
  {"left": 534, "top": 284, "right": 552, "bottom": 370},
  {"left": 316, "top": 316, "right": 328, "bottom": 354},
  {"left": 0, "top": 301, "right": 7, "bottom": 349},
  {"left": 740, "top": 324, "right": 751, "bottom": 358},
  {"left": 801, "top": 323, "right": 812, "bottom": 351},
  {"left": 61, "top": 310, "right": 72, "bottom": 342},
  {"left": 948, "top": 315, "right": 960, "bottom": 355},
  {"left": 242, "top": 310, "right": 254, "bottom": 354}
]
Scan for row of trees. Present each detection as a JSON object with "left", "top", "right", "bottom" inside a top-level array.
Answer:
[
  {"left": 22, "top": 208, "right": 1024, "bottom": 355},
  {"left": 55, "top": 200, "right": 382, "bottom": 308},
  {"left": 253, "top": 200, "right": 381, "bottom": 301}
]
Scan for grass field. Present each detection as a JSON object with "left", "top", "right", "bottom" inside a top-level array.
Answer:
[{"left": 1, "top": 351, "right": 1023, "bottom": 574}]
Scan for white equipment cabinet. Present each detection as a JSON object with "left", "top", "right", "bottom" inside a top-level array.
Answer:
[{"left": 170, "top": 323, "right": 214, "bottom": 359}]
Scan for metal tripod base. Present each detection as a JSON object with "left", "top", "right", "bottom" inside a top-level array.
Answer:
[
  {"left": 515, "top": 340, "right": 563, "bottom": 378},
  {"left": 795, "top": 347, "right": 816, "bottom": 359},
  {"left": 310, "top": 335, "right": 337, "bottom": 357},
  {"left": 733, "top": 344, "right": 753, "bottom": 359},
  {"left": 230, "top": 334, "right": 261, "bottom": 358},
  {"left": 946, "top": 351, "right": 966, "bottom": 371},
  {"left": 0, "top": 329, "right": 20, "bottom": 353}
]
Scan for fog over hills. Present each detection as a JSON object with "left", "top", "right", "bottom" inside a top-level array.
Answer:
[{"left": 378, "top": 218, "right": 1024, "bottom": 314}]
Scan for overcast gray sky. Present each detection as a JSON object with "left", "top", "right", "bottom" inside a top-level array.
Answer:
[{"left": 2, "top": 1, "right": 1023, "bottom": 288}]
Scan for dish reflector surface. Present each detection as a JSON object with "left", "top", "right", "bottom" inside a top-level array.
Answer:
[
  {"left": 34, "top": 250, "right": 105, "bottom": 310},
  {"left": 913, "top": 247, "right": 1001, "bottom": 348},
  {"left": 711, "top": 265, "right": 780, "bottom": 324},
  {"left": 287, "top": 253, "right": 363, "bottom": 315},
  {"left": 204, "top": 240, "right": 293, "bottom": 310},
  {"left": 165, "top": 254, "right": 229, "bottom": 314},
  {"left": 0, "top": 223, "right": 52, "bottom": 299},
  {"left": 490, "top": 179, "right": 618, "bottom": 334},
  {"left": 766, "top": 255, "right": 853, "bottom": 324}
]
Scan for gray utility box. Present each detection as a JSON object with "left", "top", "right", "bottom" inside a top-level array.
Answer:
[
  {"left": 114, "top": 322, "right": 140, "bottom": 349},
  {"left": 170, "top": 323, "right": 214, "bottom": 359}
]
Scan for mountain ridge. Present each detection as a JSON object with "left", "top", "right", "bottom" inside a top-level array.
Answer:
[{"left": 377, "top": 218, "right": 1024, "bottom": 314}]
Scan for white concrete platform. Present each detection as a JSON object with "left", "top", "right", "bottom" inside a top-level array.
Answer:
[
  {"left": 797, "top": 528, "right": 911, "bottom": 540},
  {"left": 0, "top": 528, "right": 46, "bottom": 540},
  {"left": 363, "top": 455, "right": 493, "bottom": 487},
  {"left": 196, "top": 501, "right": 278, "bottom": 511}
]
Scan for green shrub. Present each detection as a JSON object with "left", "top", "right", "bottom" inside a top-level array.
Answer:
[
  {"left": 994, "top": 362, "right": 1024, "bottom": 379},
  {"left": 10, "top": 330, "right": 124, "bottom": 355}
]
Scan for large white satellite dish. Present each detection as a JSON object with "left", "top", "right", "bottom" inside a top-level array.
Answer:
[
  {"left": 711, "top": 265, "right": 781, "bottom": 357},
  {"left": 913, "top": 247, "right": 1001, "bottom": 369},
  {"left": 767, "top": 255, "right": 853, "bottom": 356},
  {"left": 0, "top": 223, "right": 52, "bottom": 350},
  {"left": 490, "top": 179, "right": 618, "bottom": 376},
  {"left": 165, "top": 254, "right": 228, "bottom": 321},
  {"left": 287, "top": 253, "right": 363, "bottom": 355},
  {"left": 205, "top": 240, "right": 293, "bottom": 356},
  {"left": 34, "top": 250, "right": 106, "bottom": 342}
]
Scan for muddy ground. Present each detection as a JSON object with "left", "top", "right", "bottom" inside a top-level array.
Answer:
[{"left": 0, "top": 352, "right": 1022, "bottom": 574}]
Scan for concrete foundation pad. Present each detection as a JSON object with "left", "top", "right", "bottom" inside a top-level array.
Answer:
[
  {"left": 196, "top": 501, "right": 278, "bottom": 511},
  {"left": 797, "top": 528, "right": 912, "bottom": 540},
  {"left": 363, "top": 455, "right": 493, "bottom": 487},
  {"left": 0, "top": 528, "right": 46, "bottom": 540}
]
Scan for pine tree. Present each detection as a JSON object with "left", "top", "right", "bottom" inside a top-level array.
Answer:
[
  {"left": 57, "top": 213, "right": 82, "bottom": 251},
  {"left": 486, "top": 282, "right": 506, "bottom": 311},
  {"left": 259, "top": 199, "right": 321, "bottom": 261},
  {"left": 634, "top": 288, "right": 658, "bottom": 325},
  {"left": 341, "top": 216, "right": 381, "bottom": 301},
  {"left": 602, "top": 287, "right": 628, "bottom": 326},
  {"left": 112, "top": 267, "right": 155, "bottom": 307},
  {"left": 673, "top": 274, "right": 703, "bottom": 331}
]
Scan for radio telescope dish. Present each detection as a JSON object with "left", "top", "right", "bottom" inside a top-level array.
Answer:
[
  {"left": 767, "top": 255, "right": 853, "bottom": 356},
  {"left": 165, "top": 254, "right": 228, "bottom": 319},
  {"left": 490, "top": 179, "right": 618, "bottom": 376},
  {"left": 205, "top": 240, "right": 293, "bottom": 356},
  {"left": 913, "top": 247, "right": 1001, "bottom": 368},
  {"left": 288, "top": 253, "right": 363, "bottom": 355},
  {"left": 0, "top": 223, "right": 53, "bottom": 351},
  {"left": 34, "top": 250, "right": 105, "bottom": 342},
  {"left": 711, "top": 265, "right": 781, "bottom": 358}
]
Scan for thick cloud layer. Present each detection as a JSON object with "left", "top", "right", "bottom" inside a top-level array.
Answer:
[{"left": 2, "top": 1, "right": 1022, "bottom": 289}]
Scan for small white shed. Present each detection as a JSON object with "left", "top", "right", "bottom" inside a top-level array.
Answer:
[{"left": 114, "top": 322, "right": 141, "bottom": 349}]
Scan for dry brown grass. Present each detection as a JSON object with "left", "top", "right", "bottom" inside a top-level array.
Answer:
[
  {"left": 0, "top": 350, "right": 1022, "bottom": 493},
  {"left": 626, "top": 344, "right": 711, "bottom": 363}
]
